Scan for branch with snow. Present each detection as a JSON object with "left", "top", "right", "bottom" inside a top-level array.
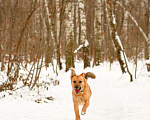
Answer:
[
  {"left": 115, "top": 32, "right": 124, "bottom": 50},
  {"left": 74, "top": 45, "right": 83, "bottom": 53},
  {"left": 116, "top": 1, "right": 149, "bottom": 45},
  {"left": 84, "top": 40, "right": 89, "bottom": 47},
  {"left": 74, "top": 40, "right": 89, "bottom": 53}
]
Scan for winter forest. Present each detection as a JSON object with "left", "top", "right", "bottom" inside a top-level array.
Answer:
[{"left": 0, "top": 0, "right": 150, "bottom": 120}]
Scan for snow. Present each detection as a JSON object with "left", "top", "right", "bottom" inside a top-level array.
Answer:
[
  {"left": 74, "top": 45, "right": 83, "bottom": 53},
  {"left": 84, "top": 40, "right": 89, "bottom": 47},
  {"left": 115, "top": 33, "right": 123, "bottom": 50},
  {"left": 0, "top": 61, "right": 150, "bottom": 120},
  {"left": 112, "top": 14, "right": 116, "bottom": 25},
  {"left": 146, "top": 59, "right": 150, "bottom": 64},
  {"left": 74, "top": 40, "right": 89, "bottom": 53}
]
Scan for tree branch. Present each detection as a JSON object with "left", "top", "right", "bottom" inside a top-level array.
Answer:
[{"left": 116, "top": 1, "right": 149, "bottom": 45}]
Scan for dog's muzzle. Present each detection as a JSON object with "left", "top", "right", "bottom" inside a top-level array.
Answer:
[{"left": 74, "top": 86, "right": 81, "bottom": 94}]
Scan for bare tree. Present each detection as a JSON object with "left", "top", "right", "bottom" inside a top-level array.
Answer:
[
  {"left": 85, "top": 0, "right": 95, "bottom": 59},
  {"left": 106, "top": 0, "right": 133, "bottom": 82}
]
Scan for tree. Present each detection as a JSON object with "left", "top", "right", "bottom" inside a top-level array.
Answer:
[
  {"left": 85, "top": 0, "right": 95, "bottom": 59},
  {"left": 93, "top": 0, "right": 102, "bottom": 66},
  {"left": 106, "top": 0, "right": 133, "bottom": 82},
  {"left": 79, "top": 0, "right": 90, "bottom": 68},
  {"left": 65, "top": 1, "right": 75, "bottom": 71}
]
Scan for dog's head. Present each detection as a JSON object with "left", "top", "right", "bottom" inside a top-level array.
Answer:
[{"left": 70, "top": 70, "right": 87, "bottom": 95}]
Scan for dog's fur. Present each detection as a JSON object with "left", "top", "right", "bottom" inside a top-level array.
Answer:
[{"left": 70, "top": 70, "right": 96, "bottom": 120}]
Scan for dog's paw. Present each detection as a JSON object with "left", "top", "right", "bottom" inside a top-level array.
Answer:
[{"left": 81, "top": 111, "right": 86, "bottom": 115}]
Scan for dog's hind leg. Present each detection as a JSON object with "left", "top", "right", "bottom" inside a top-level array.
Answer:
[{"left": 81, "top": 100, "right": 89, "bottom": 115}]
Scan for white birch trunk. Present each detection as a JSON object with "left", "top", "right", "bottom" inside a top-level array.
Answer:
[
  {"left": 65, "top": 2, "right": 74, "bottom": 41},
  {"left": 44, "top": 0, "right": 51, "bottom": 26},
  {"left": 123, "top": 11, "right": 128, "bottom": 42},
  {"left": 93, "top": 0, "right": 102, "bottom": 66},
  {"left": 79, "top": 0, "right": 87, "bottom": 42},
  {"left": 73, "top": 0, "right": 88, "bottom": 53},
  {"left": 95, "top": 0, "right": 102, "bottom": 43}
]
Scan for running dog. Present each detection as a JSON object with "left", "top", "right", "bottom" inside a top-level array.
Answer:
[{"left": 70, "top": 70, "right": 96, "bottom": 120}]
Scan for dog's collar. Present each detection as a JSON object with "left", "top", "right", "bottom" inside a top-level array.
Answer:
[{"left": 80, "top": 86, "right": 86, "bottom": 93}]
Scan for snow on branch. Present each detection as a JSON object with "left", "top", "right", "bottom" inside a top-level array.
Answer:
[
  {"left": 116, "top": 1, "right": 149, "bottom": 45},
  {"left": 115, "top": 32, "right": 123, "bottom": 50},
  {"left": 84, "top": 40, "right": 89, "bottom": 47},
  {"left": 74, "top": 45, "right": 83, "bottom": 53},
  {"left": 74, "top": 40, "right": 89, "bottom": 53}
]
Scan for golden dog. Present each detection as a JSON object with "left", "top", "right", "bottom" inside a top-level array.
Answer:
[{"left": 70, "top": 70, "right": 96, "bottom": 120}]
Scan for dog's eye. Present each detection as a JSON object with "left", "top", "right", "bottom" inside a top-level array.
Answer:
[
  {"left": 73, "top": 81, "right": 76, "bottom": 83},
  {"left": 79, "top": 81, "right": 82, "bottom": 83}
]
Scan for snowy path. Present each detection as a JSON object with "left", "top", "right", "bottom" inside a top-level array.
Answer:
[{"left": 0, "top": 63, "right": 150, "bottom": 120}]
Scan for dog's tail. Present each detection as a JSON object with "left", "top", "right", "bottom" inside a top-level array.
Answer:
[{"left": 85, "top": 72, "right": 96, "bottom": 80}]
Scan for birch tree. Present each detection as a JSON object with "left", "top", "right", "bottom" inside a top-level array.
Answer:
[
  {"left": 93, "top": 0, "right": 102, "bottom": 66},
  {"left": 79, "top": 0, "right": 90, "bottom": 68},
  {"left": 65, "top": 1, "right": 75, "bottom": 71},
  {"left": 106, "top": 0, "right": 133, "bottom": 82}
]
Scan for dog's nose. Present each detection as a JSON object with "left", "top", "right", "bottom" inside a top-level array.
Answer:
[{"left": 75, "top": 86, "right": 79, "bottom": 89}]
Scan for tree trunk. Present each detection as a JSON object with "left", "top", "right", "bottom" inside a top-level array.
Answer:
[
  {"left": 79, "top": 0, "right": 90, "bottom": 68},
  {"left": 65, "top": 1, "right": 74, "bottom": 72},
  {"left": 83, "top": 45, "right": 90, "bottom": 69},
  {"left": 85, "top": 0, "right": 95, "bottom": 59},
  {"left": 106, "top": 0, "right": 133, "bottom": 82},
  {"left": 93, "top": 0, "right": 102, "bottom": 66}
]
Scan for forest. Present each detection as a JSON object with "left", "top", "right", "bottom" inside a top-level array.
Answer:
[
  {"left": 0, "top": 0, "right": 150, "bottom": 120},
  {"left": 0, "top": 0, "right": 150, "bottom": 90}
]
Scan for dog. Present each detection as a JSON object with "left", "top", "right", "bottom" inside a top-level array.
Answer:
[{"left": 70, "top": 69, "right": 96, "bottom": 120}]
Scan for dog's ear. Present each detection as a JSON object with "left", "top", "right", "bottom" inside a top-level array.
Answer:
[
  {"left": 85, "top": 72, "right": 96, "bottom": 79},
  {"left": 71, "top": 69, "right": 76, "bottom": 78},
  {"left": 81, "top": 73, "right": 86, "bottom": 77}
]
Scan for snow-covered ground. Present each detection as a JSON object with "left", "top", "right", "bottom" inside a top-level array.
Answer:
[{"left": 0, "top": 61, "right": 150, "bottom": 120}]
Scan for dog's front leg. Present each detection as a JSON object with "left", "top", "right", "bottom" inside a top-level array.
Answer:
[
  {"left": 81, "top": 100, "right": 89, "bottom": 115},
  {"left": 74, "top": 103, "right": 80, "bottom": 120}
]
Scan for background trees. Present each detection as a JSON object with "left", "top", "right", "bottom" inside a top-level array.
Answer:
[{"left": 0, "top": 0, "right": 149, "bottom": 90}]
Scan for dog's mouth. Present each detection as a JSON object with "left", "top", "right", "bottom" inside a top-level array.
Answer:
[{"left": 74, "top": 87, "right": 81, "bottom": 94}]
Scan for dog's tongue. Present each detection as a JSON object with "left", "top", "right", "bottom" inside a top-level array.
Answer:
[{"left": 75, "top": 89, "right": 80, "bottom": 94}]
